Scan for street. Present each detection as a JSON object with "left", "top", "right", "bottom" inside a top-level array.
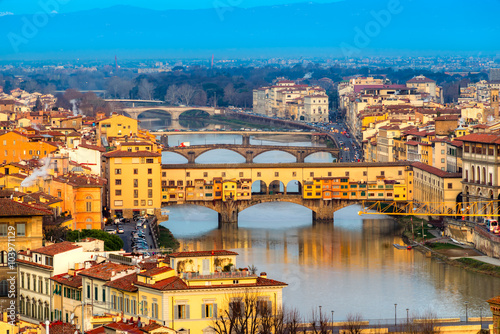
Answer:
[{"left": 115, "top": 219, "right": 156, "bottom": 253}]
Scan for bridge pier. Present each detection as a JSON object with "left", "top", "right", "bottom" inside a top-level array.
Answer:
[
  {"left": 160, "top": 135, "right": 168, "bottom": 147},
  {"left": 218, "top": 200, "right": 239, "bottom": 228},
  {"left": 246, "top": 150, "right": 254, "bottom": 163},
  {"left": 297, "top": 150, "right": 305, "bottom": 163},
  {"left": 242, "top": 134, "right": 250, "bottom": 146},
  {"left": 187, "top": 151, "right": 196, "bottom": 163}
]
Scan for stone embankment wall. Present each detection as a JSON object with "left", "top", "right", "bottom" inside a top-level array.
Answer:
[{"left": 445, "top": 219, "right": 500, "bottom": 258}]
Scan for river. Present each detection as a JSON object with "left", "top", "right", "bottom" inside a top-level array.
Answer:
[{"left": 158, "top": 133, "right": 500, "bottom": 322}]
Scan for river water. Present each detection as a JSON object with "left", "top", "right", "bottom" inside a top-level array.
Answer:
[{"left": 158, "top": 133, "right": 500, "bottom": 322}]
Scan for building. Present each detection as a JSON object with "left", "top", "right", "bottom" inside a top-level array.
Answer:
[
  {"left": 412, "top": 162, "right": 462, "bottom": 214},
  {"left": 0, "top": 199, "right": 52, "bottom": 312},
  {"left": 103, "top": 142, "right": 162, "bottom": 219},
  {"left": 97, "top": 114, "right": 139, "bottom": 145},
  {"left": 0, "top": 131, "right": 58, "bottom": 164},
  {"left": 406, "top": 75, "right": 441, "bottom": 102}
]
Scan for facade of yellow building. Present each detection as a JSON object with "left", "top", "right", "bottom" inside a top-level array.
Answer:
[
  {"left": 97, "top": 114, "right": 139, "bottom": 143},
  {"left": 0, "top": 131, "right": 57, "bottom": 163},
  {"left": 104, "top": 143, "right": 162, "bottom": 219}
]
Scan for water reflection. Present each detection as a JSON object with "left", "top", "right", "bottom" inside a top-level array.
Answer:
[{"left": 162, "top": 203, "right": 500, "bottom": 320}]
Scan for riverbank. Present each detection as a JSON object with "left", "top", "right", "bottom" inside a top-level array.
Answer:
[
  {"left": 158, "top": 225, "right": 180, "bottom": 251},
  {"left": 394, "top": 216, "right": 500, "bottom": 278}
]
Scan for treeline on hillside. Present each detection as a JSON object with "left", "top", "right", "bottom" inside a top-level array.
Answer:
[{"left": 0, "top": 65, "right": 488, "bottom": 108}]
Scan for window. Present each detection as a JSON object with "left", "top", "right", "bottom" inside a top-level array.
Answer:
[
  {"left": 240, "top": 172, "right": 244, "bottom": 177},
  {"left": 148, "top": 168, "right": 152, "bottom": 174},
  {"left": 175, "top": 304, "right": 189, "bottom": 319},
  {"left": 146, "top": 158, "right": 154, "bottom": 163},
  {"left": 345, "top": 171, "right": 349, "bottom": 177},
  {"left": 17, "top": 223, "right": 25, "bottom": 236},
  {"left": 293, "top": 171, "right": 297, "bottom": 177},
  {"left": 102, "top": 288, "right": 106, "bottom": 302},
  {"left": 275, "top": 172, "right": 279, "bottom": 177},
  {"left": 134, "top": 179, "right": 138, "bottom": 187},
  {"left": 0, "top": 224, "right": 6, "bottom": 237},
  {"left": 87, "top": 284, "right": 90, "bottom": 299},
  {"left": 141, "top": 200, "right": 146, "bottom": 206},
  {"left": 114, "top": 200, "right": 123, "bottom": 206},
  {"left": 441, "top": 158, "right": 445, "bottom": 163},
  {"left": 148, "top": 179, "right": 153, "bottom": 187},
  {"left": 152, "top": 301, "right": 159, "bottom": 318},
  {"left": 202, "top": 303, "right": 216, "bottom": 318},
  {"left": 134, "top": 169, "right": 138, "bottom": 174},
  {"left": 134, "top": 190, "right": 138, "bottom": 198},
  {"left": 257, "top": 172, "right": 261, "bottom": 177},
  {"left": 95, "top": 286, "right": 98, "bottom": 301},
  {"left": 115, "top": 168, "right": 121, "bottom": 175},
  {"left": 363, "top": 171, "right": 367, "bottom": 176},
  {"left": 86, "top": 201, "right": 92, "bottom": 212},
  {"left": 380, "top": 171, "right": 385, "bottom": 176},
  {"left": 115, "top": 179, "right": 122, "bottom": 185},
  {"left": 222, "top": 172, "right": 226, "bottom": 177},
  {"left": 111, "top": 295, "right": 116, "bottom": 310},
  {"left": 186, "top": 172, "right": 190, "bottom": 177},
  {"left": 131, "top": 298, "right": 137, "bottom": 314},
  {"left": 204, "top": 172, "right": 208, "bottom": 177},
  {"left": 310, "top": 172, "right": 314, "bottom": 177},
  {"left": 125, "top": 297, "right": 130, "bottom": 313},
  {"left": 142, "top": 300, "right": 148, "bottom": 316},
  {"left": 134, "top": 200, "right": 138, "bottom": 206},
  {"left": 398, "top": 170, "right": 402, "bottom": 176},
  {"left": 115, "top": 189, "right": 122, "bottom": 196},
  {"left": 148, "top": 189, "right": 153, "bottom": 198}
]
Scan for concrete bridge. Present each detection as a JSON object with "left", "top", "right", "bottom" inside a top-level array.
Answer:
[
  {"left": 122, "top": 106, "right": 219, "bottom": 121},
  {"left": 162, "top": 143, "right": 339, "bottom": 163},
  {"left": 162, "top": 194, "right": 358, "bottom": 227}
]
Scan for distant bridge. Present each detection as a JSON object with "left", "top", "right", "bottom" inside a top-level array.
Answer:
[
  {"left": 122, "top": 106, "right": 219, "bottom": 121},
  {"left": 162, "top": 144, "right": 339, "bottom": 163}
]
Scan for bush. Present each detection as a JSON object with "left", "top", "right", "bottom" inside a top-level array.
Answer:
[{"left": 66, "top": 229, "right": 124, "bottom": 251}]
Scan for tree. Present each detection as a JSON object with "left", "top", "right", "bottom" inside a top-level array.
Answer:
[
  {"left": 66, "top": 229, "right": 124, "bottom": 251},
  {"left": 178, "top": 84, "right": 196, "bottom": 106},
  {"left": 404, "top": 311, "right": 441, "bottom": 334},
  {"left": 309, "top": 308, "right": 329, "bottom": 334},
  {"left": 284, "top": 308, "right": 301, "bottom": 334},
  {"left": 193, "top": 89, "right": 208, "bottom": 106},
  {"left": 106, "top": 76, "right": 133, "bottom": 98},
  {"left": 224, "top": 83, "right": 237, "bottom": 105},
  {"left": 138, "top": 78, "right": 155, "bottom": 100},
  {"left": 343, "top": 313, "right": 364, "bottom": 334},
  {"left": 165, "top": 84, "right": 180, "bottom": 105}
]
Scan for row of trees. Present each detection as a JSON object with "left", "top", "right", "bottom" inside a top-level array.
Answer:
[{"left": 212, "top": 292, "right": 441, "bottom": 334}]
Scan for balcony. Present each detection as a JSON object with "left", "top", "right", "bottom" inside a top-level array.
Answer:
[
  {"left": 463, "top": 179, "right": 468, "bottom": 182},
  {"left": 181, "top": 271, "right": 256, "bottom": 280}
]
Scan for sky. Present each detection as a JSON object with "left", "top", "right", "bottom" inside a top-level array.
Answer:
[{"left": 0, "top": 0, "right": 342, "bottom": 14}]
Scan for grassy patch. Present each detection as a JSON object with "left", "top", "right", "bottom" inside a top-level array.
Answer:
[
  {"left": 427, "top": 242, "right": 463, "bottom": 250},
  {"left": 158, "top": 225, "right": 180, "bottom": 251},
  {"left": 455, "top": 258, "right": 500, "bottom": 275}
]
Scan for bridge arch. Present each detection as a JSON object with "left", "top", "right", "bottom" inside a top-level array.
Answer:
[
  {"left": 136, "top": 108, "right": 175, "bottom": 120},
  {"left": 179, "top": 109, "right": 211, "bottom": 118},
  {"left": 269, "top": 180, "right": 285, "bottom": 194},
  {"left": 286, "top": 180, "right": 302, "bottom": 194},
  {"left": 195, "top": 149, "right": 246, "bottom": 164},
  {"left": 252, "top": 149, "right": 297, "bottom": 163},
  {"left": 304, "top": 151, "right": 337, "bottom": 162},
  {"left": 251, "top": 180, "right": 268, "bottom": 195}
]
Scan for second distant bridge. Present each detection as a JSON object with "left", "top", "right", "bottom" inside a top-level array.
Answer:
[{"left": 162, "top": 144, "right": 339, "bottom": 163}]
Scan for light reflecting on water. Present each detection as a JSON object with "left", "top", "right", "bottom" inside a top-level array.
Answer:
[{"left": 161, "top": 203, "right": 500, "bottom": 321}]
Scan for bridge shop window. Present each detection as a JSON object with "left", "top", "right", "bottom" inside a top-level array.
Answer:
[
  {"left": 275, "top": 172, "right": 279, "bottom": 177},
  {"left": 257, "top": 172, "right": 261, "bottom": 177},
  {"left": 293, "top": 172, "right": 297, "bottom": 177},
  {"left": 204, "top": 172, "right": 208, "bottom": 177},
  {"left": 146, "top": 158, "right": 154, "bottom": 163},
  {"left": 222, "top": 172, "right": 226, "bottom": 177},
  {"left": 328, "top": 172, "right": 332, "bottom": 176},
  {"left": 134, "top": 179, "right": 138, "bottom": 187},
  {"left": 240, "top": 172, "right": 244, "bottom": 177},
  {"left": 310, "top": 172, "right": 314, "bottom": 177},
  {"left": 162, "top": 172, "right": 166, "bottom": 177},
  {"left": 363, "top": 171, "right": 367, "bottom": 176},
  {"left": 186, "top": 172, "right": 190, "bottom": 177},
  {"left": 345, "top": 172, "right": 349, "bottom": 177}
]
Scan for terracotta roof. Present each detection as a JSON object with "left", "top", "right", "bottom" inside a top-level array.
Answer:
[
  {"left": 47, "top": 321, "right": 79, "bottom": 334},
  {"left": 53, "top": 173, "right": 106, "bottom": 187},
  {"left": 51, "top": 273, "right": 83, "bottom": 288},
  {"left": 78, "top": 143, "right": 106, "bottom": 152},
  {"left": 104, "top": 273, "right": 138, "bottom": 292},
  {"left": 411, "top": 162, "right": 462, "bottom": 178},
  {"left": 435, "top": 115, "right": 459, "bottom": 121},
  {"left": 407, "top": 76, "right": 436, "bottom": 84},
  {"left": 134, "top": 275, "right": 188, "bottom": 290},
  {"left": 139, "top": 266, "right": 174, "bottom": 277},
  {"left": 24, "top": 191, "right": 62, "bottom": 205},
  {"left": 16, "top": 258, "right": 53, "bottom": 269},
  {"left": 455, "top": 133, "right": 500, "bottom": 144},
  {"left": 405, "top": 140, "right": 420, "bottom": 146},
  {"left": 169, "top": 250, "right": 238, "bottom": 258},
  {"left": 103, "top": 150, "right": 161, "bottom": 158},
  {"left": 32, "top": 241, "right": 81, "bottom": 256},
  {"left": 0, "top": 198, "right": 52, "bottom": 216},
  {"left": 78, "top": 262, "right": 135, "bottom": 281}
]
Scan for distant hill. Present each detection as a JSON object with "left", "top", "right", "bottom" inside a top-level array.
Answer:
[{"left": 1, "top": 0, "right": 499, "bottom": 59}]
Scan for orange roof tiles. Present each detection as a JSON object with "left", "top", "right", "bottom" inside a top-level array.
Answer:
[{"left": 32, "top": 241, "right": 81, "bottom": 256}]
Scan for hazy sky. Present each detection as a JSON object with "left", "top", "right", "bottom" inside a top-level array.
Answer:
[{"left": 1, "top": 0, "right": 342, "bottom": 14}]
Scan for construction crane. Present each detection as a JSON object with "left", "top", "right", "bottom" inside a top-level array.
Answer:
[{"left": 358, "top": 200, "right": 500, "bottom": 217}]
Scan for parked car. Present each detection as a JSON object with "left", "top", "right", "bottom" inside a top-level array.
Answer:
[
  {"left": 117, "top": 225, "right": 124, "bottom": 234},
  {"left": 105, "top": 227, "right": 116, "bottom": 234}
]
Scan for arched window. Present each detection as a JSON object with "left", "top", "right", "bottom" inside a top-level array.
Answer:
[
  {"left": 0, "top": 280, "right": 8, "bottom": 297},
  {"left": 86, "top": 218, "right": 92, "bottom": 222},
  {"left": 86, "top": 195, "right": 92, "bottom": 212},
  {"left": 483, "top": 167, "right": 486, "bottom": 184},
  {"left": 477, "top": 166, "right": 481, "bottom": 183}
]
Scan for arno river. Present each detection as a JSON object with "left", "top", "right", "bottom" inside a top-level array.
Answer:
[{"left": 158, "top": 133, "right": 500, "bottom": 321}]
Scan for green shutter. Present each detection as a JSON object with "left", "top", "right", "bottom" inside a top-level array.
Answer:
[
  {"left": 174, "top": 305, "right": 179, "bottom": 319},
  {"left": 201, "top": 304, "right": 206, "bottom": 318},
  {"left": 213, "top": 304, "right": 217, "bottom": 318},
  {"left": 186, "top": 305, "right": 190, "bottom": 319}
]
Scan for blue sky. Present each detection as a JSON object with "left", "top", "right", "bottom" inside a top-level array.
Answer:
[{"left": 0, "top": 0, "right": 342, "bottom": 14}]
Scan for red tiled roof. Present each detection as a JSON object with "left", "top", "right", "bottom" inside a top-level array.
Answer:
[
  {"left": 47, "top": 321, "right": 79, "bottom": 334},
  {"left": 78, "top": 143, "right": 106, "bottom": 152},
  {"left": 104, "top": 273, "right": 138, "bottom": 292},
  {"left": 139, "top": 266, "right": 173, "bottom": 277},
  {"left": 0, "top": 198, "right": 53, "bottom": 216},
  {"left": 405, "top": 140, "right": 420, "bottom": 146},
  {"left": 135, "top": 275, "right": 187, "bottom": 291},
  {"left": 51, "top": 273, "right": 83, "bottom": 288},
  {"left": 78, "top": 262, "right": 135, "bottom": 281},
  {"left": 32, "top": 241, "right": 81, "bottom": 256},
  {"left": 16, "top": 258, "right": 53, "bottom": 269},
  {"left": 53, "top": 174, "right": 106, "bottom": 187},
  {"left": 103, "top": 150, "right": 161, "bottom": 158},
  {"left": 455, "top": 133, "right": 500, "bottom": 144},
  {"left": 411, "top": 162, "right": 462, "bottom": 178},
  {"left": 169, "top": 250, "right": 238, "bottom": 258},
  {"left": 407, "top": 76, "right": 436, "bottom": 84}
]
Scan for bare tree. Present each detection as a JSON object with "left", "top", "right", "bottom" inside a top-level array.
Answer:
[
  {"left": 272, "top": 307, "right": 286, "bottom": 334},
  {"left": 178, "top": 84, "right": 196, "bottom": 106},
  {"left": 224, "top": 83, "right": 237, "bottom": 105},
  {"left": 284, "top": 308, "right": 301, "bottom": 334},
  {"left": 212, "top": 291, "right": 261, "bottom": 334},
  {"left": 405, "top": 311, "right": 441, "bottom": 334},
  {"left": 343, "top": 313, "right": 363, "bottom": 334},
  {"left": 138, "top": 78, "right": 155, "bottom": 100},
  {"left": 165, "top": 84, "right": 180, "bottom": 105},
  {"left": 106, "top": 76, "right": 133, "bottom": 98},
  {"left": 193, "top": 89, "right": 208, "bottom": 106},
  {"left": 309, "top": 308, "right": 330, "bottom": 334}
]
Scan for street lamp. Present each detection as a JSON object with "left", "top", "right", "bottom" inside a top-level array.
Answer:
[
  {"left": 465, "top": 302, "right": 469, "bottom": 323},
  {"left": 394, "top": 304, "right": 397, "bottom": 327},
  {"left": 406, "top": 308, "right": 409, "bottom": 324},
  {"left": 331, "top": 310, "right": 334, "bottom": 331}
]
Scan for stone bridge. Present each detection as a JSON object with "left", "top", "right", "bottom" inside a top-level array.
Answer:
[
  {"left": 122, "top": 106, "right": 219, "bottom": 121},
  {"left": 162, "top": 144, "right": 339, "bottom": 163},
  {"left": 162, "top": 194, "right": 359, "bottom": 227}
]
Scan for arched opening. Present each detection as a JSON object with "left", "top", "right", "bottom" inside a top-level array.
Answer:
[
  {"left": 269, "top": 180, "right": 285, "bottom": 194},
  {"left": 196, "top": 149, "right": 245, "bottom": 164},
  {"left": 477, "top": 166, "right": 481, "bottom": 183},
  {"left": 239, "top": 201, "right": 313, "bottom": 228},
  {"left": 137, "top": 109, "right": 173, "bottom": 131},
  {"left": 471, "top": 167, "right": 475, "bottom": 182},
  {"left": 304, "top": 152, "right": 336, "bottom": 163},
  {"left": 253, "top": 150, "right": 296, "bottom": 163},
  {"left": 251, "top": 180, "right": 267, "bottom": 195},
  {"left": 160, "top": 204, "right": 220, "bottom": 235},
  {"left": 286, "top": 180, "right": 302, "bottom": 194},
  {"left": 483, "top": 167, "right": 486, "bottom": 185},
  {"left": 179, "top": 109, "right": 210, "bottom": 129},
  {"left": 162, "top": 152, "right": 189, "bottom": 164}
]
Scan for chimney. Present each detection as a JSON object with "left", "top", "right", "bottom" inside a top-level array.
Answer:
[
  {"left": 492, "top": 89, "right": 499, "bottom": 118},
  {"left": 27, "top": 248, "right": 30, "bottom": 256},
  {"left": 259, "top": 272, "right": 267, "bottom": 278}
]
